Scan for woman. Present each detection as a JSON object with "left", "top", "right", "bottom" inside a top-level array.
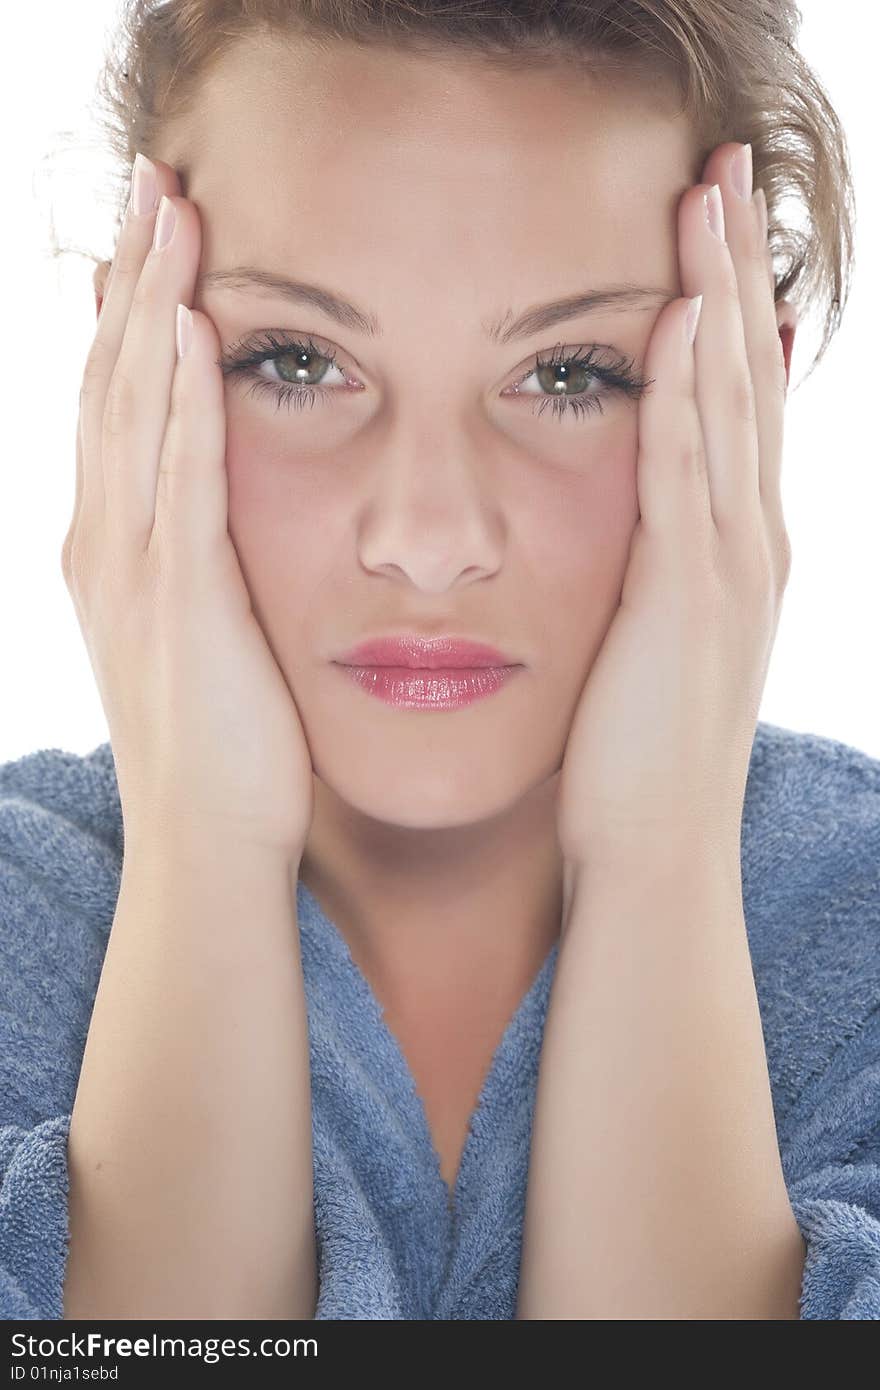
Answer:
[{"left": 1, "top": 0, "right": 877, "bottom": 1320}]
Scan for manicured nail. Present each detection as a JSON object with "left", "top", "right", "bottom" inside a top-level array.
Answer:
[
  {"left": 732, "top": 143, "right": 753, "bottom": 201},
  {"left": 130, "top": 152, "right": 158, "bottom": 218},
  {"left": 153, "top": 196, "right": 177, "bottom": 252},
  {"left": 685, "top": 294, "right": 704, "bottom": 348},
  {"left": 176, "top": 304, "right": 193, "bottom": 359},
  {"left": 752, "top": 186, "right": 768, "bottom": 243},
  {"left": 704, "top": 184, "right": 726, "bottom": 242}
]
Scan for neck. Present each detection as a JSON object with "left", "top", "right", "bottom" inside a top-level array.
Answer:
[{"left": 298, "top": 770, "right": 565, "bottom": 999}]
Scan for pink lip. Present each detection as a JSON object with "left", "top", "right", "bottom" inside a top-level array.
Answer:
[
  {"left": 334, "top": 663, "right": 521, "bottom": 709},
  {"left": 333, "top": 635, "right": 523, "bottom": 709},
  {"left": 335, "top": 636, "right": 517, "bottom": 669}
]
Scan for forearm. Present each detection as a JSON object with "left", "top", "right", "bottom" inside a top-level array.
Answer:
[
  {"left": 63, "top": 831, "right": 316, "bottom": 1320},
  {"left": 517, "top": 840, "right": 806, "bottom": 1319}
]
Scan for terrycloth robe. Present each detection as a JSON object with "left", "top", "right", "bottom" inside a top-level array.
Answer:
[{"left": 1, "top": 722, "right": 879, "bottom": 1319}]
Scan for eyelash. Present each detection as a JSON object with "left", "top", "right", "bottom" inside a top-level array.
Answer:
[{"left": 216, "top": 329, "right": 652, "bottom": 422}]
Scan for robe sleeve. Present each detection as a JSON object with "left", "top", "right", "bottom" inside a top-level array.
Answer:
[
  {"left": 783, "top": 1008, "right": 880, "bottom": 1319},
  {"left": 1, "top": 1116, "right": 73, "bottom": 1319},
  {"left": 0, "top": 763, "right": 115, "bottom": 1322},
  {"left": 787, "top": 1162, "right": 880, "bottom": 1318}
]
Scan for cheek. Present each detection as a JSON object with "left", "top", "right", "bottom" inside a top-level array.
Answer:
[
  {"left": 222, "top": 419, "right": 334, "bottom": 649},
  {"left": 525, "top": 431, "right": 640, "bottom": 702},
  {"left": 225, "top": 412, "right": 346, "bottom": 539},
  {"left": 530, "top": 432, "right": 640, "bottom": 604},
  {"left": 225, "top": 412, "right": 314, "bottom": 510}
]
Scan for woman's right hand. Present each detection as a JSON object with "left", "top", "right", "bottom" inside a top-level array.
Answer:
[{"left": 62, "top": 155, "right": 315, "bottom": 858}]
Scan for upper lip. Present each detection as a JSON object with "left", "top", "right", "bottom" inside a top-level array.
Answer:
[{"left": 335, "top": 634, "right": 521, "bottom": 668}]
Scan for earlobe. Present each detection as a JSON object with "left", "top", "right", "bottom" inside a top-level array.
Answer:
[
  {"left": 775, "top": 299, "right": 798, "bottom": 393},
  {"left": 93, "top": 259, "right": 112, "bottom": 322}
]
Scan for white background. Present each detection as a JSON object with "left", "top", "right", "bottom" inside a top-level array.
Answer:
[{"left": 1, "top": 1, "right": 877, "bottom": 763}]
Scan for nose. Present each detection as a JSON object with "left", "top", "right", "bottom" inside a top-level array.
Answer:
[{"left": 356, "top": 429, "right": 505, "bottom": 592}]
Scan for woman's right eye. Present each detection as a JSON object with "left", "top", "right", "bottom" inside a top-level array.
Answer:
[
  {"left": 218, "top": 332, "right": 361, "bottom": 414},
  {"left": 254, "top": 345, "right": 347, "bottom": 389}
]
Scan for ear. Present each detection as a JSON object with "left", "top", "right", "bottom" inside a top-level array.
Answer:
[
  {"left": 775, "top": 297, "right": 798, "bottom": 394},
  {"left": 93, "top": 259, "right": 112, "bottom": 321}
]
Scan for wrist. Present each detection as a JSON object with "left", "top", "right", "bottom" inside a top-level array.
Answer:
[
  {"left": 121, "top": 815, "right": 305, "bottom": 873},
  {"left": 562, "top": 828, "right": 742, "bottom": 920}
]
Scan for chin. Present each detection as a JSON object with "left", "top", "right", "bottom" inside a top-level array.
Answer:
[
  {"left": 317, "top": 764, "right": 528, "bottom": 832},
  {"left": 313, "top": 748, "right": 564, "bottom": 835}
]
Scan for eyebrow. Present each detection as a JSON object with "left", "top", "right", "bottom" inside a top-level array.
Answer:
[{"left": 195, "top": 266, "right": 674, "bottom": 345}]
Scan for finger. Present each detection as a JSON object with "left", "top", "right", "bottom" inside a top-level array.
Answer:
[
  {"left": 102, "top": 193, "right": 204, "bottom": 555},
  {"left": 702, "top": 145, "right": 788, "bottom": 530},
  {"left": 678, "top": 178, "right": 761, "bottom": 536},
  {"left": 78, "top": 155, "right": 180, "bottom": 530},
  {"left": 634, "top": 294, "right": 709, "bottom": 537},
  {"left": 72, "top": 384, "right": 84, "bottom": 541},
  {"left": 67, "top": 258, "right": 112, "bottom": 542},
  {"left": 152, "top": 306, "right": 229, "bottom": 566},
  {"left": 751, "top": 187, "right": 776, "bottom": 298}
]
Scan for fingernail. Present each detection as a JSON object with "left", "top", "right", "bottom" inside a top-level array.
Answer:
[
  {"left": 752, "top": 186, "right": 768, "bottom": 243},
  {"left": 704, "top": 184, "right": 726, "bottom": 242},
  {"left": 732, "top": 143, "right": 753, "bottom": 201},
  {"left": 685, "top": 294, "right": 704, "bottom": 348},
  {"left": 130, "top": 152, "right": 158, "bottom": 218},
  {"left": 153, "top": 196, "right": 177, "bottom": 252},
  {"left": 176, "top": 303, "right": 193, "bottom": 359}
]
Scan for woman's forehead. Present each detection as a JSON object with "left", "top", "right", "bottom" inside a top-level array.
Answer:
[
  {"left": 176, "top": 31, "right": 695, "bottom": 201},
  {"left": 178, "top": 36, "right": 691, "bottom": 326}
]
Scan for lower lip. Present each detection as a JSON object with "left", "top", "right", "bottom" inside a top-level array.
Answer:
[{"left": 334, "top": 663, "right": 522, "bottom": 708}]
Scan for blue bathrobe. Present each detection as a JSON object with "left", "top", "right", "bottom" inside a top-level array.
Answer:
[{"left": 1, "top": 721, "right": 879, "bottom": 1319}]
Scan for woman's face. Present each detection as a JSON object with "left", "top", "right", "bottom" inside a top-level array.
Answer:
[{"left": 173, "top": 36, "right": 703, "bottom": 830}]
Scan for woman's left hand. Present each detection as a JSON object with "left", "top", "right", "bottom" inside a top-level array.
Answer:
[{"left": 555, "top": 142, "right": 793, "bottom": 878}]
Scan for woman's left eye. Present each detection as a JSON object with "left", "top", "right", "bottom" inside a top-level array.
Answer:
[
  {"left": 503, "top": 345, "right": 649, "bottom": 421},
  {"left": 218, "top": 332, "right": 651, "bottom": 422}
]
